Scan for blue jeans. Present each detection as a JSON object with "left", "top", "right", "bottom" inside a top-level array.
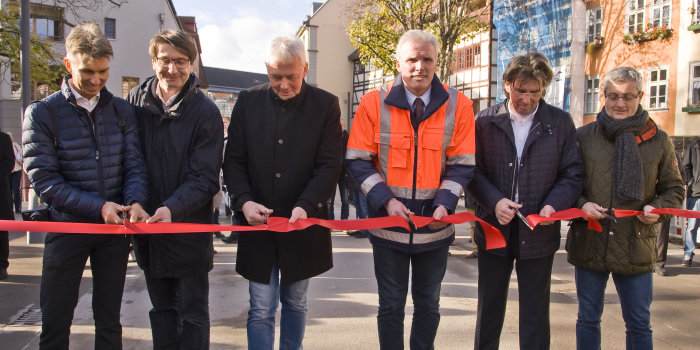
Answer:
[
  {"left": 575, "top": 267, "right": 653, "bottom": 350},
  {"left": 247, "top": 259, "right": 310, "bottom": 350},
  {"left": 373, "top": 244, "right": 449, "bottom": 350},
  {"left": 684, "top": 196, "right": 699, "bottom": 258},
  {"left": 353, "top": 189, "right": 368, "bottom": 219}
]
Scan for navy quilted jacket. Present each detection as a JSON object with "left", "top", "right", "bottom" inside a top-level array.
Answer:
[
  {"left": 22, "top": 76, "right": 148, "bottom": 223},
  {"left": 467, "top": 100, "right": 583, "bottom": 259}
]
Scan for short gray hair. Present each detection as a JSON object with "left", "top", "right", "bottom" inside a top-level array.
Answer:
[
  {"left": 604, "top": 67, "right": 643, "bottom": 94},
  {"left": 265, "top": 36, "right": 306, "bottom": 65},
  {"left": 396, "top": 30, "right": 438, "bottom": 60}
]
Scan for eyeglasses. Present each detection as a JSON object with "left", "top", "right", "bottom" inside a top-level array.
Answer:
[
  {"left": 605, "top": 93, "right": 640, "bottom": 102},
  {"left": 511, "top": 87, "right": 542, "bottom": 98},
  {"left": 155, "top": 57, "right": 191, "bottom": 69}
]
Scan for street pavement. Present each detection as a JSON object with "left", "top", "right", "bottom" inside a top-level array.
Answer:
[{"left": 1, "top": 205, "right": 699, "bottom": 349}]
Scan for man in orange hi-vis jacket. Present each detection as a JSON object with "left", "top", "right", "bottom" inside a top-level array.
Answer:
[{"left": 346, "top": 29, "right": 476, "bottom": 349}]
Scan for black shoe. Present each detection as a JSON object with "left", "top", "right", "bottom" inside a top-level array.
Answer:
[
  {"left": 214, "top": 232, "right": 225, "bottom": 238},
  {"left": 221, "top": 235, "right": 238, "bottom": 244},
  {"left": 0, "top": 268, "right": 7, "bottom": 280},
  {"left": 354, "top": 231, "right": 368, "bottom": 238},
  {"left": 346, "top": 230, "right": 358, "bottom": 236}
]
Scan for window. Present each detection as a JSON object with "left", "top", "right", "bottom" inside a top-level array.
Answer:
[
  {"left": 690, "top": 62, "right": 700, "bottom": 106},
  {"left": 31, "top": 17, "right": 61, "bottom": 41},
  {"left": 122, "top": 77, "right": 139, "bottom": 99},
  {"left": 627, "top": 0, "right": 645, "bottom": 33},
  {"left": 104, "top": 18, "right": 116, "bottom": 39},
  {"left": 648, "top": 67, "right": 668, "bottom": 109},
  {"left": 585, "top": 76, "right": 601, "bottom": 114},
  {"left": 587, "top": 7, "right": 603, "bottom": 43},
  {"left": 651, "top": 0, "right": 670, "bottom": 27},
  {"left": 453, "top": 45, "right": 481, "bottom": 72}
]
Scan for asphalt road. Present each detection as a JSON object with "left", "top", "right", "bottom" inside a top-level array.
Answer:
[{"left": 1, "top": 209, "right": 698, "bottom": 349}]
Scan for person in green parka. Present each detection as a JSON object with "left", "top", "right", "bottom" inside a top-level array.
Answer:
[{"left": 566, "top": 66, "right": 684, "bottom": 349}]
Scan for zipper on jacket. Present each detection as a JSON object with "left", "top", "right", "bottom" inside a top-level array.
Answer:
[
  {"left": 83, "top": 108, "right": 107, "bottom": 200},
  {"left": 409, "top": 128, "right": 419, "bottom": 253}
]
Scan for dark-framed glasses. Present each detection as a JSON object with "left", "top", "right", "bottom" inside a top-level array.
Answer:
[
  {"left": 156, "top": 57, "right": 191, "bottom": 69},
  {"left": 605, "top": 93, "right": 640, "bottom": 102}
]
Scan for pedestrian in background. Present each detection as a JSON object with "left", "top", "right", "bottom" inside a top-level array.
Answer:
[
  {"left": 128, "top": 29, "right": 223, "bottom": 350},
  {"left": 346, "top": 29, "right": 476, "bottom": 349},
  {"left": 467, "top": 52, "right": 583, "bottom": 349},
  {"left": 23, "top": 22, "right": 148, "bottom": 349},
  {"left": 0, "top": 130, "right": 14, "bottom": 280},
  {"left": 567, "top": 66, "right": 684, "bottom": 349},
  {"left": 223, "top": 35, "right": 341, "bottom": 349},
  {"left": 682, "top": 138, "right": 700, "bottom": 266},
  {"left": 8, "top": 132, "right": 23, "bottom": 214},
  {"left": 329, "top": 118, "right": 350, "bottom": 221}
]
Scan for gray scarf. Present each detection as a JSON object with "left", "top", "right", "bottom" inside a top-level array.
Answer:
[{"left": 596, "top": 105, "right": 649, "bottom": 202}]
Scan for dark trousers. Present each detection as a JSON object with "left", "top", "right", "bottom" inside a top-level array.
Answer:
[
  {"left": 39, "top": 233, "right": 130, "bottom": 350},
  {"left": 475, "top": 252, "right": 555, "bottom": 350},
  {"left": 656, "top": 219, "right": 671, "bottom": 268},
  {"left": 0, "top": 230, "right": 7, "bottom": 269},
  {"left": 144, "top": 272, "right": 210, "bottom": 350},
  {"left": 373, "top": 244, "right": 449, "bottom": 350},
  {"left": 10, "top": 171, "right": 21, "bottom": 212},
  {"left": 328, "top": 181, "right": 350, "bottom": 220}
]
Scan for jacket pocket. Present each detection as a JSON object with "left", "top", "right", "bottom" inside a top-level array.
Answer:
[
  {"left": 376, "top": 132, "right": 411, "bottom": 168},
  {"left": 629, "top": 220, "right": 656, "bottom": 266}
]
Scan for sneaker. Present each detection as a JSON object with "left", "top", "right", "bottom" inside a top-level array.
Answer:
[
  {"left": 654, "top": 266, "right": 668, "bottom": 276},
  {"left": 465, "top": 250, "right": 478, "bottom": 259},
  {"left": 0, "top": 268, "right": 7, "bottom": 280},
  {"left": 682, "top": 256, "right": 693, "bottom": 267}
]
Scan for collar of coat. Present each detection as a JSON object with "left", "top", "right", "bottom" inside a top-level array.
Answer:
[
  {"left": 142, "top": 73, "right": 199, "bottom": 120},
  {"left": 267, "top": 79, "right": 309, "bottom": 107},
  {"left": 383, "top": 74, "right": 449, "bottom": 125},
  {"left": 480, "top": 99, "right": 560, "bottom": 145},
  {"left": 60, "top": 74, "right": 114, "bottom": 111}
]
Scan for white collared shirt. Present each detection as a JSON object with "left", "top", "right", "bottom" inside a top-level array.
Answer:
[
  {"left": 404, "top": 87, "right": 431, "bottom": 112},
  {"left": 508, "top": 100, "right": 538, "bottom": 203},
  {"left": 69, "top": 83, "right": 100, "bottom": 113},
  {"left": 156, "top": 86, "right": 179, "bottom": 112}
]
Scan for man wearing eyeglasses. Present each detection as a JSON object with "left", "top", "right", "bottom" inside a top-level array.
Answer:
[
  {"left": 467, "top": 52, "right": 583, "bottom": 349},
  {"left": 567, "top": 66, "right": 684, "bottom": 349},
  {"left": 127, "top": 30, "right": 224, "bottom": 349}
]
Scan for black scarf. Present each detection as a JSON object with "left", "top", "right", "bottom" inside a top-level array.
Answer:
[{"left": 596, "top": 105, "right": 649, "bottom": 202}]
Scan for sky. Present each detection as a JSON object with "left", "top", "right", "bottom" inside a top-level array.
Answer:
[{"left": 171, "top": 0, "right": 322, "bottom": 74}]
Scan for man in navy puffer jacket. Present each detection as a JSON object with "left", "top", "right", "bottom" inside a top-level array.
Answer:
[{"left": 23, "top": 23, "right": 148, "bottom": 349}]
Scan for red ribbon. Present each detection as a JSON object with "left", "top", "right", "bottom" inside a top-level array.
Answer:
[
  {"left": 5, "top": 208, "right": 695, "bottom": 250},
  {"left": 526, "top": 208, "right": 602, "bottom": 232},
  {"left": 0, "top": 212, "right": 508, "bottom": 250},
  {"left": 525, "top": 208, "right": 700, "bottom": 231}
]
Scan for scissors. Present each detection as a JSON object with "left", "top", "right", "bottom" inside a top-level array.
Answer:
[
  {"left": 263, "top": 212, "right": 269, "bottom": 228},
  {"left": 599, "top": 210, "right": 617, "bottom": 223},
  {"left": 121, "top": 205, "right": 127, "bottom": 228},
  {"left": 514, "top": 208, "right": 534, "bottom": 230}
]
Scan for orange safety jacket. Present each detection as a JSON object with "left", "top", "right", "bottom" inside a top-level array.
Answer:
[{"left": 346, "top": 76, "right": 475, "bottom": 253}]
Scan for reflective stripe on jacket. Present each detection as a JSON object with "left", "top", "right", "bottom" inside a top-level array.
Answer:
[{"left": 346, "top": 75, "right": 476, "bottom": 253}]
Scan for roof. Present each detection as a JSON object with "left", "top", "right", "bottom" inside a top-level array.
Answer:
[{"left": 203, "top": 67, "right": 269, "bottom": 91}]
